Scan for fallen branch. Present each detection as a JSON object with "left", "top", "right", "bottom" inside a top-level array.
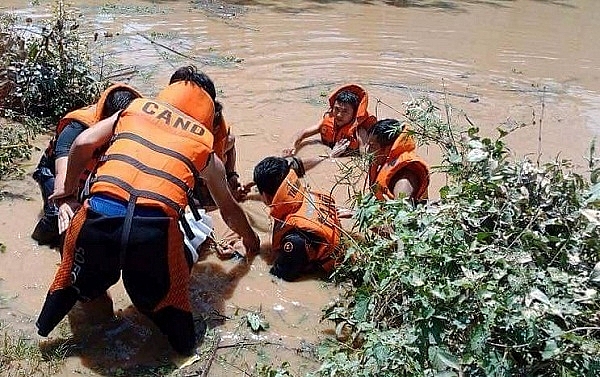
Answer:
[
  {"left": 216, "top": 340, "right": 283, "bottom": 350},
  {"left": 200, "top": 336, "right": 220, "bottom": 377},
  {"left": 136, "top": 33, "right": 209, "bottom": 66},
  {"left": 369, "top": 81, "right": 478, "bottom": 100},
  {"left": 0, "top": 144, "right": 29, "bottom": 149},
  {"left": 104, "top": 66, "right": 138, "bottom": 80}
]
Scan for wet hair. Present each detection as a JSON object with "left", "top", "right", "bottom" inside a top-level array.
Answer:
[
  {"left": 101, "top": 89, "right": 140, "bottom": 119},
  {"left": 213, "top": 100, "right": 223, "bottom": 129},
  {"left": 253, "top": 156, "right": 291, "bottom": 197},
  {"left": 369, "top": 119, "right": 404, "bottom": 147},
  {"left": 169, "top": 65, "right": 217, "bottom": 101},
  {"left": 334, "top": 90, "right": 360, "bottom": 112},
  {"left": 170, "top": 65, "right": 223, "bottom": 129}
]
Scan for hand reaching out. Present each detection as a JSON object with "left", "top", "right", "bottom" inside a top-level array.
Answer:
[
  {"left": 57, "top": 199, "right": 81, "bottom": 234},
  {"left": 329, "top": 139, "right": 350, "bottom": 159},
  {"left": 49, "top": 186, "right": 79, "bottom": 234},
  {"left": 282, "top": 147, "right": 296, "bottom": 158},
  {"left": 229, "top": 176, "right": 256, "bottom": 202}
]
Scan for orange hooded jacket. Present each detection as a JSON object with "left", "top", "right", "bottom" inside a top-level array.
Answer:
[
  {"left": 270, "top": 169, "right": 342, "bottom": 273},
  {"left": 319, "top": 84, "right": 377, "bottom": 150}
]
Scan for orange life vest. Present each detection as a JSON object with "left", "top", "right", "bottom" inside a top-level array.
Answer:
[
  {"left": 319, "top": 84, "right": 377, "bottom": 150},
  {"left": 157, "top": 79, "right": 230, "bottom": 160},
  {"left": 369, "top": 125, "right": 430, "bottom": 201},
  {"left": 90, "top": 82, "right": 215, "bottom": 218},
  {"left": 54, "top": 83, "right": 142, "bottom": 138},
  {"left": 270, "top": 170, "right": 342, "bottom": 273},
  {"left": 46, "top": 83, "right": 142, "bottom": 191}
]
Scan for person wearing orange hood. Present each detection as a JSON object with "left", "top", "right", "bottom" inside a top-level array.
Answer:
[
  {"left": 31, "top": 83, "right": 142, "bottom": 247},
  {"left": 283, "top": 84, "right": 377, "bottom": 157},
  {"left": 36, "top": 71, "right": 260, "bottom": 355},
  {"left": 367, "top": 119, "right": 430, "bottom": 202}
]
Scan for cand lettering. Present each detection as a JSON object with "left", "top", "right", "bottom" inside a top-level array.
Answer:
[{"left": 141, "top": 100, "right": 205, "bottom": 136}]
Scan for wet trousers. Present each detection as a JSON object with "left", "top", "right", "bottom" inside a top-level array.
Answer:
[{"left": 36, "top": 200, "right": 197, "bottom": 355}]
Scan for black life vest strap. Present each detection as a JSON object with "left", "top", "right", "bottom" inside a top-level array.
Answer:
[
  {"left": 120, "top": 194, "right": 138, "bottom": 267},
  {"left": 94, "top": 175, "right": 196, "bottom": 241}
]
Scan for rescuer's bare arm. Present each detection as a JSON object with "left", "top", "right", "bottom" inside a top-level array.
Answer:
[{"left": 200, "top": 154, "right": 260, "bottom": 254}]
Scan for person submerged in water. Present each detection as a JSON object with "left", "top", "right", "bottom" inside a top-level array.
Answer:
[
  {"left": 366, "top": 118, "right": 430, "bottom": 203},
  {"left": 283, "top": 84, "right": 377, "bottom": 157}
]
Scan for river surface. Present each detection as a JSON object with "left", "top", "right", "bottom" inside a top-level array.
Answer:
[{"left": 0, "top": 0, "right": 598, "bottom": 376}]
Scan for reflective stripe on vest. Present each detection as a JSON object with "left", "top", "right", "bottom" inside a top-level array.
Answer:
[
  {"left": 270, "top": 170, "right": 341, "bottom": 272},
  {"left": 91, "top": 98, "right": 213, "bottom": 216}
]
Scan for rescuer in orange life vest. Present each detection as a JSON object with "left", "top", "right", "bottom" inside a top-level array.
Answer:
[
  {"left": 36, "top": 71, "right": 260, "bottom": 355},
  {"left": 253, "top": 140, "right": 348, "bottom": 281},
  {"left": 169, "top": 66, "right": 247, "bottom": 204},
  {"left": 31, "top": 83, "right": 142, "bottom": 247},
  {"left": 283, "top": 84, "right": 377, "bottom": 157},
  {"left": 367, "top": 118, "right": 430, "bottom": 203}
]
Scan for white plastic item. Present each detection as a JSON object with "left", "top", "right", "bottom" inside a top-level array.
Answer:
[{"left": 179, "top": 209, "right": 214, "bottom": 263}]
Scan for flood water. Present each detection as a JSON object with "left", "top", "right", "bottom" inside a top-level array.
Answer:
[{"left": 1, "top": 0, "right": 599, "bottom": 375}]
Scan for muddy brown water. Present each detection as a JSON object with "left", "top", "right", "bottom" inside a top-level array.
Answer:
[{"left": 1, "top": 0, "right": 599, "bottom": 375}]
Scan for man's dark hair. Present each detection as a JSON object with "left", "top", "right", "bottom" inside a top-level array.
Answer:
[
  {"left": 213, "top": 100, "right": 223, "bottom": 129},
  {"left": 169, "top": 65, "right": 217, "bottom": 101},
  {"left": 102, "top": 89, "right": 140, "bottom": 119},
  {"left": 369, "top": 118, "right": 404, "bottom": 147},
  {"left": 254, "top": 157, "right": 291, "bottom": 197},
  {"left": 334, "top": 90, "right": 360, "bottom": 112},
  {"left": 170, "top": 65, "right": 223, "bottom": 128}
]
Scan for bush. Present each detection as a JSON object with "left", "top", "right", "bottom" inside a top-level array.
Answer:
[
  {"left": 0, "top": 118, "right": 34, "bottom": 180},
  {"left": 319, "top": 98, "right": 600, "bottom": 376},
  {"left": 0, "top": 0, "right": 107, "bottom": 179},
  {"left": 1, "top": 1, "right": 104, "bottom": 122}
]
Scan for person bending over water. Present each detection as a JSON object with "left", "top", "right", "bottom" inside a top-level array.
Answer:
[
  {"left": 31, "top": 83, "right": 142, "bottom": 247},
  {"left": 37, "top": 73, "right": 259, "bottom": 356}
]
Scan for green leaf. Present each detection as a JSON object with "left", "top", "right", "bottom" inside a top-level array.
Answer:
[
  {"left": 466, "top": 149, "right": 488, "bottom": 163},
  {"left": 434, "top": 372, "right": 458, "bottom": 377},
  {"left": 448, "top": 152, "right": 462, "bottom": 164},
  {"left": 468, "top": 325, "right": 489, "bottom": 355},
  {"left": 525, "top": 287, "right": 550, "bottom": 307},
  {"left": 353, "top": 289, "right": 371, "bottom": 322},
  {"left": 476, "top": 232, "right": 492, "bottom": 241},
  {"left": 591, "top": 262, "right": 600, "bottom": 287},
  {"left": 439, "top": 185, "right": 450, "bottom": 199},
  {"left": 585, "top": 182, "right": 600, "bottom": 205},
  {"left": 581, "top": 209, "right": 600, "bottom": 225},
  {"left": 428, "top": 346, "right": 460, "bottom": 371},
  {"left": 541, "top": 339, "right": 560, "bottom": 360}
]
